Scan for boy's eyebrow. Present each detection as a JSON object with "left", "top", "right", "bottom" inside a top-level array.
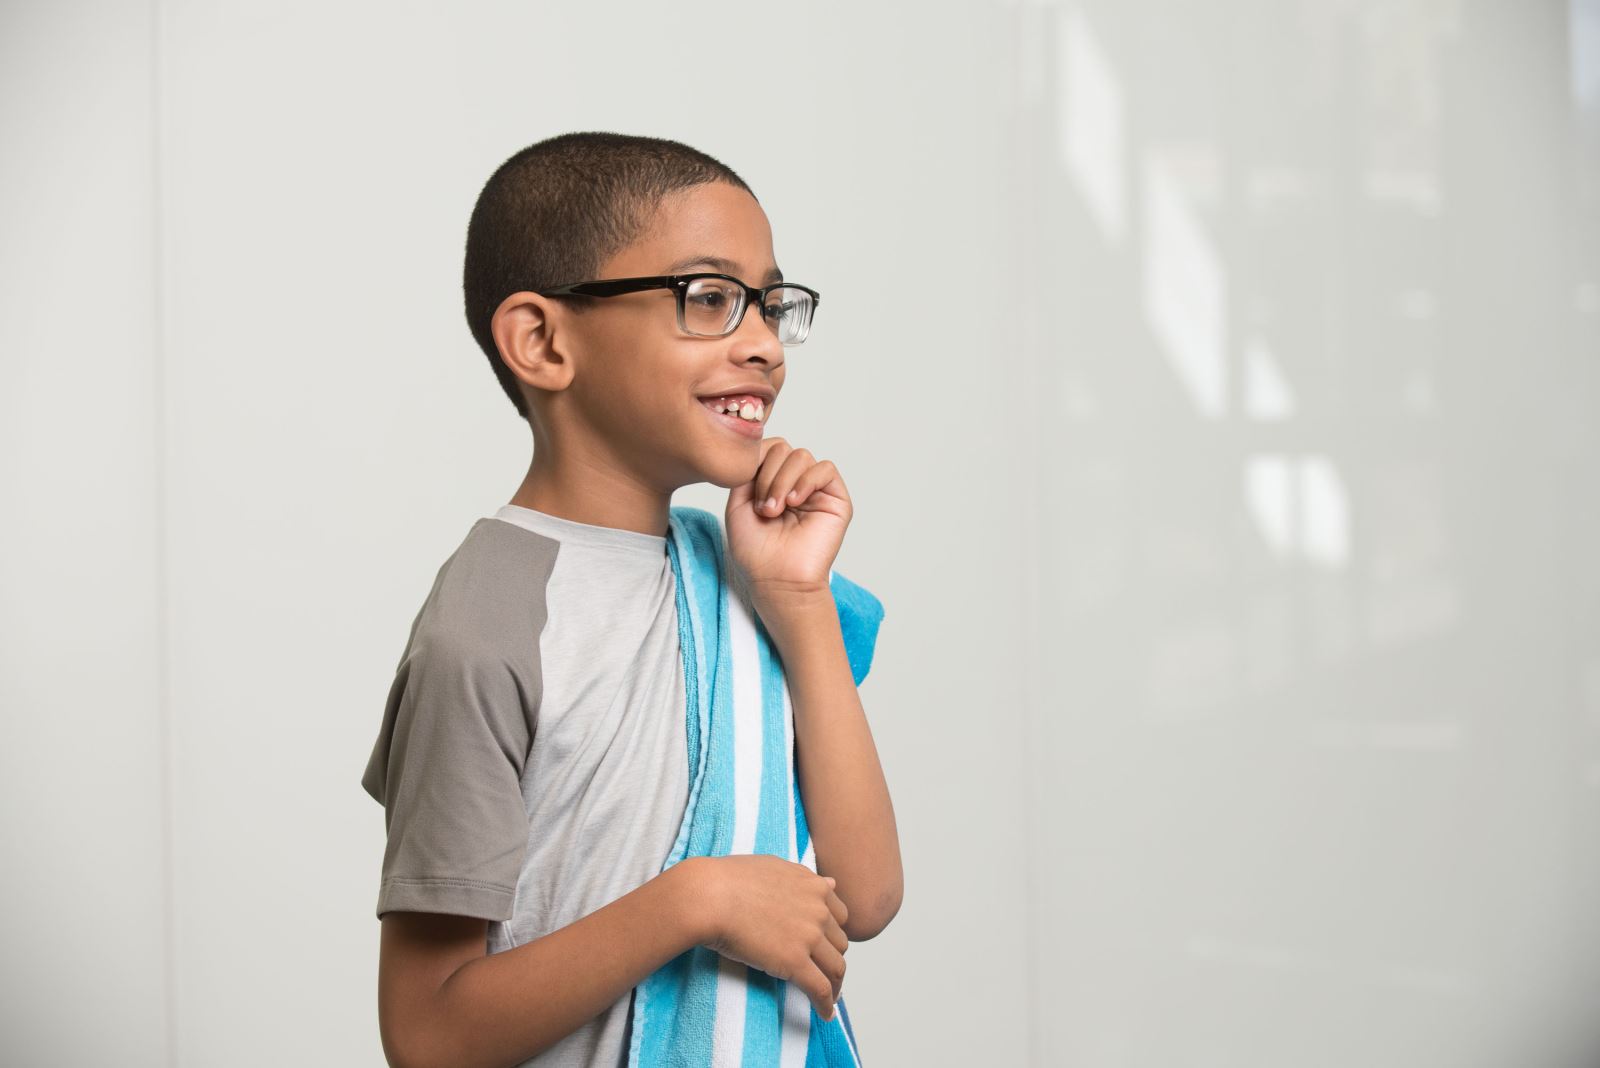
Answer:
[{"left": 666, "top": 254, "right": 784, "bottom": 285}]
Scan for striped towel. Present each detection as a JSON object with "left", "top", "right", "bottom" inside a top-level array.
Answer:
[{"left": 627, "top": 505, "right": 886, "bottom": 1067}]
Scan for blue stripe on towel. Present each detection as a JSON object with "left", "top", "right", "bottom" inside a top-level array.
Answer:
[{"left": 793, "top": 775, "right": 810, "bottom": 873}]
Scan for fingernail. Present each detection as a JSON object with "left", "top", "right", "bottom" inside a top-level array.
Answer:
[{"left": 764, "top": 497, "right": 777, "bottom": 512}]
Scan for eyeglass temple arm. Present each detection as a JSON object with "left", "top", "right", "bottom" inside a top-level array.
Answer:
[{"left": 538, "top": 276, "right": 678, "bottom": 297}]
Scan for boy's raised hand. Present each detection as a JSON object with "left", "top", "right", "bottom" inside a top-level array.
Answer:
[
  {"left": 725, "top": 437, "right": 852, "bottom": 603},
  {"left": 699, "top": 853, "right": 850, "bottom": 1021}
]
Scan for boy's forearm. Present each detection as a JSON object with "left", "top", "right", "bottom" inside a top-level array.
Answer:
[
  {"left": 756, "top": 590, "right": 903, "bottom": 941},
  {"left": 406, "top": 858, "right": 713, "bottom": 1068}
]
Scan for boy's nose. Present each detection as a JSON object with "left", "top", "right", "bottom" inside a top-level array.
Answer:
[{"left": 727, "top": 300, "right": 786, "bottom": 357}]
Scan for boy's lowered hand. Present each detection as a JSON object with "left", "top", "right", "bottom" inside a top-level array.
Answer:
[
  {"left": 725, "top": 437, "right": 851, "bottom": 605},
  {"left": 698, "top": 853, "right": 851, "bottom": 1021}
]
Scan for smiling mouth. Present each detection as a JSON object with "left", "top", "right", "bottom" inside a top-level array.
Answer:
[{"left": 697, "top": 396, "right": 767, "bottom": 437}]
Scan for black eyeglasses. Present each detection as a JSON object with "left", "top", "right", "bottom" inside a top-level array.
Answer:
[{"left": 537, "top": 272, "right": 820, "bottom": 345}]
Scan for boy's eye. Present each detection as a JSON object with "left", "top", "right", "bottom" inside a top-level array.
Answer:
[
  {"left": 764, "top": 301, "right": 795, "bottom": 319},
  {"left": 690, "top": 290, "right": 730, "bottom": 308}
]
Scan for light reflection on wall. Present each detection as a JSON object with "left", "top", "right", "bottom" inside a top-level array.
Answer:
[
  {"left": 1243, "top": 337, "right": 1295, "bottom": 421},
  {"left": 1057, "top": 6, "right": 1126, "bottom": 246},
  {"left": 1571, "top": 0, "right": 1600, "bottom": 111},
  {"left": 1141, "top": 151, "right": 1227, "bottom": 420},
  {"left": 1242, "top": 454, "right": 1349, "bottom": 569}
]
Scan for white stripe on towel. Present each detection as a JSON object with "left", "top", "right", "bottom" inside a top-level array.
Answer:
[{"left": 711, "top": 585, "right": 764, "bottom": 1063}]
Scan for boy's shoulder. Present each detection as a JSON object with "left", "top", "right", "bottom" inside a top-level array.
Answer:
[{"left": 408, "top": 517, "right": 562, "bottom": 657}]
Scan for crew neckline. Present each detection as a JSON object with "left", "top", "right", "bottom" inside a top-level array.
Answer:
[{"left": 490, "top": 503, "right": 669, "bottom": 554}]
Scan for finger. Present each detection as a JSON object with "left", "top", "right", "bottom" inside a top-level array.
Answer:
[
  {"left": 799, "top": 961, "right": 837, "bottom": 1021},
  {"left": 783, "top": 459, "right": 838, "bottom": 510},
  {"left": 824, "top": 885, "right": 850, "bottom": 930},
  {"left": 758, "top": 446, "right": 811, "bottom": 514},
  {"left": 756, "top": 447, "right": 814, "bottom": 516},
  {"left": 749, "top": 440, "right": 792, "bottom": 512},
  {"left": 731, "top": 439, "right": 788, "bottom": 509},
  {"left": 811, "top": 936, "right": 847, "bottom": 1002},
  {"left": 824, "top": 913, "right": 849, "bottom": 957}
]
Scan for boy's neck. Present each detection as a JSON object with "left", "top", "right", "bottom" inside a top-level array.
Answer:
[{"left": 509, "top": 465, "right": 672, "bottom": 540}]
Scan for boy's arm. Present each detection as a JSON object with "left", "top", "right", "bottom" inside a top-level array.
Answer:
[
  {"left": 380, "top": 857, "right": 715, "bottom": 1068},
  {"left": 755, "top": 589, "right": 903, "bottom": 942}
]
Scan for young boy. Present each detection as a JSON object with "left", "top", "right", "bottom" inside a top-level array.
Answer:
[{"left": 360, "top": 131, "right": 901, "bottom": 1068}]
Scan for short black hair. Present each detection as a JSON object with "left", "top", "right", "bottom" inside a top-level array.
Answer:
[{"left": 462, "top": 131, "right": 754, "bottom": 420}]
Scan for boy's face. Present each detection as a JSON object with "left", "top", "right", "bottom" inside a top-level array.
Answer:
[{"left": 531, "top": 180, "right": 789, "bottom": 492}]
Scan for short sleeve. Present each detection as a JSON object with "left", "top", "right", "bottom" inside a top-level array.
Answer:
[
  {"left": 360, "top": 627, "right": 534, "bottom": 921},
  {"left": 828, "top": 569, "right": 885, "bottom": 686}
]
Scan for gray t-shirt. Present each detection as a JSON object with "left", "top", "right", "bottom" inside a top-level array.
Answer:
[{"left": 361, "top": 503, "right": 691, "bottom": 1067}]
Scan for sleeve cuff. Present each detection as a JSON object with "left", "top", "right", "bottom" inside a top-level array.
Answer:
[{"left": 375, "top": 876, "right": 515, "bottom": 921}]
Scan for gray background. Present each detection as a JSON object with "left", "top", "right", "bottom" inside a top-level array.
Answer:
[{"left": 3, "top": 1, "right": 1599, "bottom": 1065}]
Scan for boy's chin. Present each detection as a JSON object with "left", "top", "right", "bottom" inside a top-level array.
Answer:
[{"left": 694, "top": 446, "right": 764, "bottom": 490}]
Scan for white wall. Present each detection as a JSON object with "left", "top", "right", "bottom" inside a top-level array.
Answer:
[
  {"left": 1, "top": 1, "right": 171, "bottom": 1063},
  {"left": 3, "top": 1, "right": 1597, "bottom": 1066}
]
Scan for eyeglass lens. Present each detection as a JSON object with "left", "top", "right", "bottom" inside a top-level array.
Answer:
[{"left": 683, "top": 277, "right": 815, "bottom": 344}]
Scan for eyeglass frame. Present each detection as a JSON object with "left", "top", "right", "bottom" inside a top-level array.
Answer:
[{"left": 535, "top": 272, "right": 821, "bottom": 344}]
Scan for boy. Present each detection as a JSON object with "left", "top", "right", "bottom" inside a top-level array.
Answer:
[{"left": 360, "top": 131, "right": 901, "bottom": 1068}]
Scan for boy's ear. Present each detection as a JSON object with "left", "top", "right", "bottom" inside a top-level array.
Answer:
[{"left": 492, "top": 291, "right": 576, "bottom": 395}]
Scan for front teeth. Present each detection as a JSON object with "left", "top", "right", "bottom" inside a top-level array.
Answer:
[{"left": 711, "top": 399, "right": 765, "bottom": 422}]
